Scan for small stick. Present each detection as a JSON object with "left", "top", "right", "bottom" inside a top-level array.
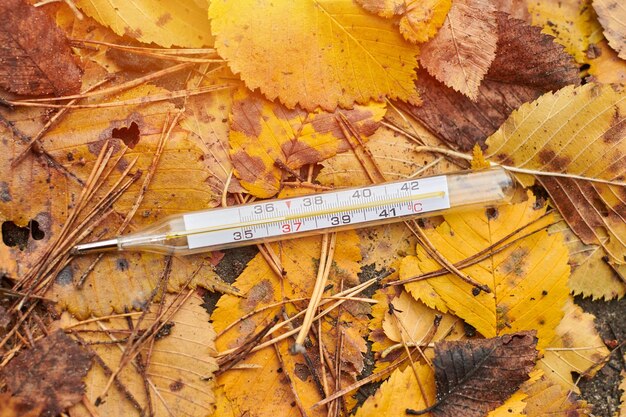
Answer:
[{"left": 292, "top": 233, "right": 336, "bottom": 354}]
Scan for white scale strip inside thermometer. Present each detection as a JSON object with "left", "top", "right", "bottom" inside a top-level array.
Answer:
[{"left": 182, "top": 176, "right": 450, "bottom": 250}]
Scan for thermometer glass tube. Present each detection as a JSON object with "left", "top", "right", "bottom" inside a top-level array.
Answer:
[{"left": 73, "top": 168, "right": 517, "bottom": 256}]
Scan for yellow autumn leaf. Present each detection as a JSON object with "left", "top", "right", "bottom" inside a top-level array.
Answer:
[
  {"left": 588, "top": 39, "right": 626, "bottom": 87},
  {"left": 538, "top": 299, "right": 609, "bottom": 392},
  {"left": 228, "top": 88, "right": 385, "bottom": 198},
  {"left": 485, "top": 83, "right": 626, "bottom": 265},
  {"left": 420, "top": 0, "right": 497, "bottom": 100},
  {"left": 74, "top": 0, "right": 213, "bottom": 47},
  {"left": 621, "top": 370, "right": 626, "bottom": 417},
  {"left": 211, "top": 231, "right": 368, "bottom": 417},
  {"left": 0, "top": 83, "right": 231, "bottom": 317},
  {"left": 354, "top": 363, "right": 435, "bottom": 417},
  {"left": 355, "top": 0, "right": 451, "bottom": 44},
  {"left": 208, "top": 0, "right": 421, "bottom": 111},
  {"left": 63, "top": 292, "right": 218, "bottom": 416},
  {"left": 401, "top": 192, "right": 570, "bottom": 350},
  {"left": 528, "top": 0, "right": 603, "bottom": 63},
  {"left": 593, "top": 0, "right": 626, "bottom": 59},
  {"left": 549, "top": 217, "right": 626, "bottom": 300}
]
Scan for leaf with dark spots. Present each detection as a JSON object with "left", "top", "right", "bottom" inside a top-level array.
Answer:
[
  {"left": 0, "top": 394, "right": 43, "bottom": 417},
  {"left": 0, "top": 0, "right": 82, "bottom": 96},
  {"left": 396, "top": 12, "right": 579, "bottom": 151},
  {"left": 407, "top": 331, "right": 538, "bottom": 417},
  {"left": 111, "top": 121, "right": 141, "bottom": 148},
  {"left": 485, "top": 83, "right": 626, "bottom": 265},
  {"left": 1, "top": 330, "right": 93, "bottom": 417},
  {"left": 1, "top": 220, "right": 44, "bottom": 250},
  {"left": 229, "top": 88, "right": 386, "bottom": 197}
]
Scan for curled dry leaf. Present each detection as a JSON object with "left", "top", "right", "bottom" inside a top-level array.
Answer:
[
  {"left": 209, "top": 0, "right": 421, "bottom": 111},
  {"left": 416, "top": 331, "right": 538, "bottom": 417},
  {"left": 593, "top": 0, "right": 626, "bottom": 59},
  {"left": 0, "top": 0, "right": 82, "bottom": 96},
  {"left": 65, "top": 292, "right": 218, "bottom": 417},
  {"left": 398, "top": 12, "right": 580, "bottom": 151},
  {"left": 229, "top": 88, "right": 385, "bottom": 198},
  {"left": 485, "top": 83, "right": 626, "bottom": 265},
  {"left": 538, "top": 299, "right": 609, "bottom": 392},
  {"left": 1, "top": 330, "right": 93, "bottom": 417},
  {"left": 211, "top": 231, "right": 367, "bottom": 417},
  {"left": 420, "top": 0, "right": 497, "bottom": 100},
  {"left": 74, "top": 0, "right": 213, "bottom": 47},
  {"left": 355, "top": 0, "right": 451, "bottom": 44},
  {"left": 401, "top": 193, "right": 570, "bottom": 350}
]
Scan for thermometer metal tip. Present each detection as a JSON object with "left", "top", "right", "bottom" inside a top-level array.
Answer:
[{"left": 72, "top": 238, "right": 119, "bottom": 255}]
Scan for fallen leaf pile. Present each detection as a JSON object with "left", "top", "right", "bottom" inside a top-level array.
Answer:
[{"left": 0, "top": 0, "right": 624, "bottom": 416}]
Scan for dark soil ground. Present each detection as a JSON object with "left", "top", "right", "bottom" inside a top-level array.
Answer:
[{"left": 207, "top": 247, "right": 626, "bottom": 416}]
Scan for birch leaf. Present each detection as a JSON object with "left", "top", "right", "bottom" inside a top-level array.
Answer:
[
  {"left": 549, "top": 217, "right": 626, "bottom": 300},
  {"left": 420, "top": 0, "right": 497, "bottom": 100},
  {"left": 229, "top": 88, "right": 385, "bottom": 198},
  {"left": 74, "top": 0, "right": 213, "bottom": 47},
  {"left": 621, "top": 371, "right": 626, "bottom": 417},
  {"left": 485, "top": 83, "right": 626, "bottom": 265},
  {"left": 208, "top": 0, "right": 421, "bottom": 111},
  {"left": 401, "top": 193, "right": 570, "bottom": 350},
  {"left": 588, "top": 39, "right": 626, "bottom": 87},
  {"left": 64, "top": 292, "right": 218, "bottom": 417},
  {"left": 355, "top": 0, "right": 451, "bottom": 44},
  {"left": 398, "top": 12, "right": 579, "bottom": 151},
  {"left": 593, "top": 0, "right": 626, "bottom": 59},
  {"left": 522, "top": 373, "right": 590, "bottom": 416}
]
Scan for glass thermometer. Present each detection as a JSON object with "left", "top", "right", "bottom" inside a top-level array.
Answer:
[{"left": 72, "top": 168, "right": 516, "bottom": 256}]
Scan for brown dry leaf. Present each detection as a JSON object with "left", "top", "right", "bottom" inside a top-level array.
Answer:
[
  {"left": 419, "top": 332, "right": 538, "bottom": 417},
  {"left": 537, "top": 299, "right": 609, "bottom": 392},
  {"left": 355, "top": 0, "right": 452, "bottom": 44},
  {"left": 208, "top": 0, "right": 421, "bottom": 111},
  {"left": 522, "top": 372, "right": 590, "bottom": 416},
  {"left": 74, "top": 0, "right": 213, "bottom": 48},
  {"left": 549, "top": 217, "right": 626, "bottom": 300},
  {"left": 593, "top": 0, "right": 626, "bottom": 59},
  {"left": 65, "top": 292, "right": 218, "bottom": 417},
  {"left": 354, "top": 363, "right": 435, "bottom": 417},
  {"left": 420, "top": 0, "right": 497, "bottom": 100},
  {"left": 229, "top": 88, "right": 385, "bottom": 198},
  {"left": 0, "top": 0, "right": 82, "bottom": 96},
  {"left": 528, "top": 0, "right": 603, "bottom": 63},
  {"left": 397, "top": 12, "right": 580, "bottom": 151},
  {"left": 211, "top": 231, "right": 367, "bottom": 417},
  {"left": 1, "top": 330, "right": 93, "bottom": 417},
  {"left": 0, "top": 394, "right": 43, "bottom": 417},
  {"left": 401, "top": 193, "right": 570, "bottom": 350},
  {"left": 485, "top": 83, "right": 626, "bottom": 265}
]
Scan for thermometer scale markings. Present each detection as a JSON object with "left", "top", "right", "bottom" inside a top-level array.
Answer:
[{"left": 182, "top": 176, "right": 450, "bottom": 250}]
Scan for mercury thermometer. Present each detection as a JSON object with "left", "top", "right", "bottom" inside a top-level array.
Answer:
[{"left": 72, "top": 168, "right": 516, "bottom": 256}]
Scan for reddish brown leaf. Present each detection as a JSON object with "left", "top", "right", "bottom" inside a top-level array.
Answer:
[
  {"left": 407, "top": 331, "right": 538, "bottom": 417},
  {"left": 397, "top": 12, "right": 579, "bottom": 151},
  {"left": 0, "top": 0, "right": 82, "bottom": 96},
  {"left": 1, "top": 330, "right": 93, "bottom": 417}
]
